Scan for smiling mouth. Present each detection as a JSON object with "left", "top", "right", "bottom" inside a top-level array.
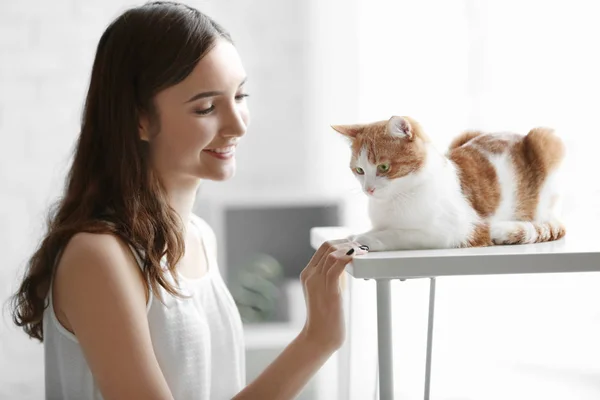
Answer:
[{"left": 203, "top": 145, "right": 236, "bottom": 159}]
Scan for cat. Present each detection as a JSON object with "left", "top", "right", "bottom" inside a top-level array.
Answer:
[{"left": 332, "top": 115, "right": 566, "bottom": 251}]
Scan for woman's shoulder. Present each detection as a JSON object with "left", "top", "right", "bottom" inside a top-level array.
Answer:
[
  {"left": 58, "top": 231, "right": 140, "bottom": 274},
  {"left": 53, "top": 231, "right": 148, "bottom": 320}
]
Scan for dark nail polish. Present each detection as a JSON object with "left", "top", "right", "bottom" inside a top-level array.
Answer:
[
  {"left": 359, "top": 245, "right": 369, "bottom": 251},
  {"left": 346, "top": 248, "right": 355, "bottom": 255}
]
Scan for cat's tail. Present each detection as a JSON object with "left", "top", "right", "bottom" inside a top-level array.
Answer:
[{"left": 490, "top": 220, "right": 566, "bottom": 245}]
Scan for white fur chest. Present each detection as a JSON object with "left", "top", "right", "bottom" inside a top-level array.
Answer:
[
  {"left": 368, "top": 192, "right": 438, "bottom": 230},
  {"left": 367, "top": 159, "right": 480, "bottom": 248}
]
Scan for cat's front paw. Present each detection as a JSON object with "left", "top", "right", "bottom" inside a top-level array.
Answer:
[{"left": 352, "top": 234, "right": 385, "bottom": 252}]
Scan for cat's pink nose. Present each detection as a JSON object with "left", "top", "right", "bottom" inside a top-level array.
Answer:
[{"left": 366, "top": 187, "right": 376, "bottom": 195}]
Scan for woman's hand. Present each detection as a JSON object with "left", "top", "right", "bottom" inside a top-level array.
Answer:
[
  {"left": 233, "top": 239, "right": 367, "bottom": 400},
  {"left": 299, "top": 239, "right": 368, "bottom": 353}
]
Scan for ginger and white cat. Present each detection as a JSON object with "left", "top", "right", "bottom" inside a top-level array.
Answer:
[{"left": 332, "top": 116, "right": 566, "bottom": 251}]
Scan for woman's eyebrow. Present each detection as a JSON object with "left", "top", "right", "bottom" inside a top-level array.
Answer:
[{"left": 184, "top": 77, "right": 247, "bottom": 103}]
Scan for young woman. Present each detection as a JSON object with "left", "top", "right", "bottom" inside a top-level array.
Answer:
[{"left": 9, "top": 2, "right": 366, "bottom": 399}]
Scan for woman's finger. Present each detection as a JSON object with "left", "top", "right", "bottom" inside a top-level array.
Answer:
[
  {"left": 307, "top": 239, "right": 347, "bottom": 272},
  {"left": 324, "top": 245, "right": 368, "bottom": 286},
  {"left": 300, "top": 240, "right": 340, "bottom": 278},
  {"left": 315, "top": 246, "right": 339, "bottom": 274},
  {"left": 302, "top": 241, "right": 336, "bottom": 283},
  {"left": 301, "top": 243, "right": 341, "bottom": 286},
  {"left": 325, "top": 254, "right": 354, "bottom": 291},
  {"left": 317, "top": 243, "right": 354, "bottom": 274},
  {"left": 320, "top": 245, "right": 356, "bottom": 273}
]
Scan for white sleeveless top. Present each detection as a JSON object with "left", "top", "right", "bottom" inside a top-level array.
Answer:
[{"left": 43, "top": 215, "right": 246, "bottom": 400}]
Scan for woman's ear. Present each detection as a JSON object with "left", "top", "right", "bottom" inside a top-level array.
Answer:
[{"left": 138, "top": 114, "right": 151, "bottom": 142}]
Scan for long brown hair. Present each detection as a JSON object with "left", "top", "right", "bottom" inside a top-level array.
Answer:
[{"left": 9, "top": 1, "right": 233, "bottom": 342}]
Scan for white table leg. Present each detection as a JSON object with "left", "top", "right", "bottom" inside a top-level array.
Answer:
[
  {"left": 424, "top": 277, "right": 436, "bottom": 400},
  {"left": 377, "top": 279, "right": 394, "bottom": 400}
]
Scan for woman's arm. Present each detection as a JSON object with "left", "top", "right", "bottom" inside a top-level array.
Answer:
[
  {"left": 57, "top": 232, "right": 359, "bottom": 400},
  {"left": 233, "top": 240, "right": 362, "bottom": 400},
  {"left": 54, "top": 233, "right": 174, "bottom": 400},
  {"left": 233, "top": 331, "right": 333, "bottom": 400}
]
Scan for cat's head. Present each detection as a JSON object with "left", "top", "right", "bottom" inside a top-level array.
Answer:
[{"left": 332, "top": 116, "right": 429, "bottom": 199}]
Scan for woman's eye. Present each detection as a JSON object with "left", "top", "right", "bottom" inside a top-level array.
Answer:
[
  {"left": 235, "top": 93, "right": 250, "bottom": 101},
  {"left": 194, "top": 105, "right": 215, "bottom": 115},
  {"left": 355, "top": 167, "right": 365, "bottom": 175},
  {"left": 378, "top": 164, "right": 390, "bottom": 173}
]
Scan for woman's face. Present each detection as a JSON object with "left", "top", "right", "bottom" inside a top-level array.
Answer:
[{"left": 141, "top": 39, "right": 250, "bottom": 184}]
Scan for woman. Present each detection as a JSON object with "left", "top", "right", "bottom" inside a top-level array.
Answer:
[{"left": 9, "top": 2, "right": 367, "bottom": 399}]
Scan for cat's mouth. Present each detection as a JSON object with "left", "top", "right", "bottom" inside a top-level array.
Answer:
[
  {"left": 365, "top": 189, "right": 382, "bottom": 198},
  {"left": 364, "top": 188, "right": 390, "bottom": 199}
]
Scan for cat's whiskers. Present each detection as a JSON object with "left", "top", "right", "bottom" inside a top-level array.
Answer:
[
  {"left": 345, "top": 186, "right": 365, "bottom": 196},
  {"left": 392, "top": 190, "right": 414, "bottom": 203}
]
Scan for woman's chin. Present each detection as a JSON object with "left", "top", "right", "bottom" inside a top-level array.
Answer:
[{"left": 203, "top": 165, "right": 236, "bottom": 182}]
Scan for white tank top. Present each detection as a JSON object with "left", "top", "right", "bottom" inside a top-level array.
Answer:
[{"left": 43, "top": 215, "right": 246, "bottom": 400}]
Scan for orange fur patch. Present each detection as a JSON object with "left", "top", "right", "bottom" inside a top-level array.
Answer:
[
  {"left": 448, "top": 146, "right": 501, "bottom": 218},
  {"left": 463, "top": 223, "right": 493, "bottom": 247},
  {"left": 507, "top": 226, "right": 527, "bottom": 244},
  {"left": 511, "top": 127, "right": 565, "bottom": 220},
  {"left": 471, "top": 133, "right": 521, "bottom": 154}
]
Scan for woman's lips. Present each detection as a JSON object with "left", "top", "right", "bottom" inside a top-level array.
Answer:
[{"left": 203, "top": 145, "right": 236, "bottom": 160}]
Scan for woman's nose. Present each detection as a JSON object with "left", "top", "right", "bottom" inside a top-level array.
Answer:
[{"left": 223, "top": 106, "right": 248, "bottom": 138}]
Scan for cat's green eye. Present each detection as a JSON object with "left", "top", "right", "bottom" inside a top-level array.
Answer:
[
  {"left": 378, "top": 163, "right": 391, "bottom": 173},
  {"left": 355, "top": 167, "right": 365, "bottom": 175}
]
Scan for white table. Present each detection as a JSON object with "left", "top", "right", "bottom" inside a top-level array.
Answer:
[{"left": 310, "top": 226, "right": 600, "bottom": 400}]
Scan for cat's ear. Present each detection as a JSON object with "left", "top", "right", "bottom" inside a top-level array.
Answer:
[
  {"left": 387, "top": 116, "right": 413, "bottom": 140},
  {"left": 331, "top": 124, "right": 364, "bottom": 139}
]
